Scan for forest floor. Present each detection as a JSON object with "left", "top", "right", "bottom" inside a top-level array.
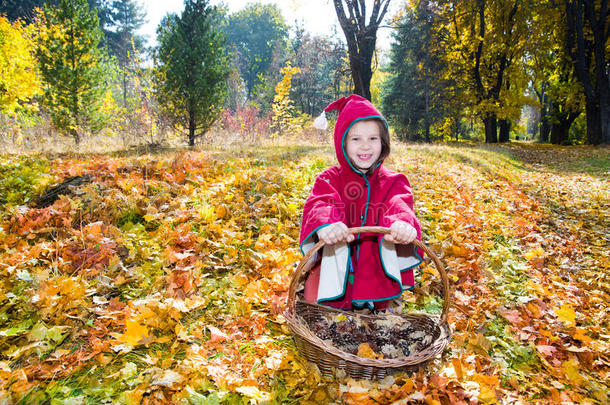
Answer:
[{"left": 0, "top": 142, "right": 608, "bottom": 404}]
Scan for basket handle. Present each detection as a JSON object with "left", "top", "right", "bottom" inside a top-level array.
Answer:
[{"left": 288, "top": 226, "right": 450, "bottom": 323}]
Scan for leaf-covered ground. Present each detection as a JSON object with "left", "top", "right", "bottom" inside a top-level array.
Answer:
[{"left": 0, "top": 143, "right": 608, "bottom": 404}]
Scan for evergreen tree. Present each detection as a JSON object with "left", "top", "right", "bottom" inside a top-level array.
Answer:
[
  {"left": 103, "top": 0, "right": 146, "bottom": 107},
  {"left": 290, "top": 28, "right": 351, "bottom": 115},
  {"left": 153, "top": 0, "right": 230, "bottom": 147},
  {"left": 383, "top": 1, "right": 456, "bottom": 141},
  {"left": 103, "top": 0, "right": 146, "bottom": 65},
  {"left": 37, "top": 0, "right": 112, "bottom": 145}
]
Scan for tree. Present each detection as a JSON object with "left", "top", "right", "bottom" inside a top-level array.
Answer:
[
  {"left": 382, "top": 1, "right": 457, "bottom": 141},
  {"left": 271, "top": 61, "right": 300, "bottom": 134},
  {"left": 437, "top": 0, "right": 528, "bottom": 143},
  {"left": 103, "top": 0, "right": 146, "bottom": 107},
  {"left": 0, "top": 16, "right": 42, "bottom": 115},
  {"left": 37, "top": 0, "right": 112, "bottom": 145},
  {"left": 153, "top": 0, "right": 230, "bottom": 147},
  {"left": 526, "top": 0, "right": 584, "bottom": 144},
  {"left": 564, "top": 0, "right": 610, "bottom": 145},
  {"left": 333, "top": 0, "right": 391, "bottom": 100},
  {"left": 103, "top": 1, "right": 146, "bottom": 64},
  {"left": 290, "top": 27, "right": 351, "bottom": 115},
  {"left": 224, "top": 4, "right": 287, "bottom": 102}
]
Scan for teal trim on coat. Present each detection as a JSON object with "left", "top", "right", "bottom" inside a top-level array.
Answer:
[
  {"left": 352, "top": 291, "right": 404, "bottom": 304},
  {"left": 340, "top": 115, "right": 387, "bottom": 262},
  {"left": 378, "top": 235, "right": 423, "bottom": 287},
  {"left": 318, "top": 245, "right": 352, "bottom": 304},
  {"left": 299, "top": 223, "right": 332, "bottom": 256}
]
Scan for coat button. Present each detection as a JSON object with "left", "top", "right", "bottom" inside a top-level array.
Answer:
[{"left": 360, "top": 215, "right": 364, "bottom": 220}]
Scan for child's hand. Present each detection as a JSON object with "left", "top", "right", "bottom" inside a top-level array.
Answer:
[
  {"left": 317, "top": 222, "right": 355, "bottom": 245},
  {"left": 385, "top": 220, "right": 417, "bottom": 244}
]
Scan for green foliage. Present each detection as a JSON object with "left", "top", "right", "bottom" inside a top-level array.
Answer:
[
  {"left": 223, "top": 3, "right": 288, "bottom": 102},
  {"left": 290, "top": 28, "right": 351, "bottom": 115},
  {"left": 0, "top": 155, "right": 52, "bottom": 207},
  {"left": 98, "top": 0, "right": 146, "bottom": 66},
  {"left": 37, "top": 0, "right": 113, "bottom": 144},
  {"left": 153, "top": 0, "right": 230, "bottom": 146},
  {"left": 382, "top": 2, "right": 456, "bottom": 141}
]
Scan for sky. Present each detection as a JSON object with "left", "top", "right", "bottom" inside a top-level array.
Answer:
[{"left": 136, "top": 0, "right": 401, "bottom": 51}]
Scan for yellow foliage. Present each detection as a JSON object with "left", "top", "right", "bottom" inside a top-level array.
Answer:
[
  {"left": 123, "top": 318, "right": 150, "bottom": 346},
  {"left": 272, "top": 61, "right": 301, "bottom": 135},
  {"left": 0, "top": 16, "right": 42, "bottom": 114},
  {"left": 555, "top": 304, "right": 576, "bottom": 326}
]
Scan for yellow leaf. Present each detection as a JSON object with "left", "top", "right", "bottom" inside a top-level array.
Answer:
[
  {"left": 478, "top": 384, "right": 497, "bottom": 404},
  {"left": 563, "top": 359, "right": 584, "bottom": 384},
  {"left": 524, "top": 246, "right": 544, "bottom": 261},
  {"left": 124, "top": 318, "right": 149, "bottom": 346},
  {"left": 555, "top": 305, "right": 576, "bottom": 326}
]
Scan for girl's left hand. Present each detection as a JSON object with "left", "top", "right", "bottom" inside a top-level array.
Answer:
[{"left": 386, "top": 220, "right": 417, "bottom": 244}]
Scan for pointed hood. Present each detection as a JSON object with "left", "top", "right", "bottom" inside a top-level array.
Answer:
[{"left": 323, "top": 94, "right": 389, "bottom": 174}]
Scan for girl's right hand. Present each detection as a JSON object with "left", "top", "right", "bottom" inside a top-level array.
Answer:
[{"left": 317, "top": 222, "right": 355, "bottom": 245}]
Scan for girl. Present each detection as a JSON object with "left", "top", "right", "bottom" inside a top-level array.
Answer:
[{"left": 300, "top": 94, "right": 422, "bottom": 311}]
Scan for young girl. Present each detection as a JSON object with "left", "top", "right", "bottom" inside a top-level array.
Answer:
[{"left": 300, "top": 94, "right": 422, "bottom": 311}]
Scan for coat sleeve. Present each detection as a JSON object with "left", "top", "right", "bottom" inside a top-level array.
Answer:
[
  {"left": 379, "top": 174, "right": 424, "bottom": 270},
  {"left": 379, "top": 174, "right": 421, "bottom": 238},
  {"left": 300, "top": 170, "right": 346, "bottom": 255}
]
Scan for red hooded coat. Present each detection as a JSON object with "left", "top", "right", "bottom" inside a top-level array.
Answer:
[{"left": 300, "top": 95, "right": 422, "bottom": 310}]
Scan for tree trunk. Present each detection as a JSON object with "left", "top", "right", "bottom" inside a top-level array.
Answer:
[
  {"left": 550, "top": 101, "right": 580, "bottom": 144},
  {"left": 585, "top": 99, "right": 602, "bottom": 145},
  {"left": 71, "top": 128, "right": 80, "bottom": 146},
  {"left": 424, "top": 74, "right": 430, "bottom": 142},
  {"left": 333, "top": 0, "right": 390, "bottom": 101},
  {"left": 484, "top": 114, "right": 498, "bottom": 143},
  {"left": 540, "top": 95, "right": 551, "bottom": 142},
  {"left": 498, "top": 119, "right": 510, "bottom": 142},
  {"left": 565, "top": 0, "right": 610, "bottom": 144},
  {"left": 188, "top": 114, "right": 195, "bottom": 147},
  {"left": 599, "top": 84, "right": 610, "bottom": 144},
  {"left": 550, "top": 121, "right": 570, "bottom": 144}
]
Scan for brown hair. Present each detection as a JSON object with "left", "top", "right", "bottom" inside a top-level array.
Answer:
[{"left": 344, "top": 118, "right": 390, "bottom": 176}]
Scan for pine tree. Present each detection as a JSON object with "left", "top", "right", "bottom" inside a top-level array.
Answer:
[
  {"left": 37, "top": 0, "right": 112, "bottom": 145},
  {"left": 104, "top": 0, "right": 146, "bottom": 107},
  {"left": 153, "top": 0, "right": 230, "bottom": 147}
]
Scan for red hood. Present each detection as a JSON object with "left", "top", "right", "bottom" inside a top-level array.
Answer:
[{"left": 324, "top": 94, "right": 389, "bottom": 175}]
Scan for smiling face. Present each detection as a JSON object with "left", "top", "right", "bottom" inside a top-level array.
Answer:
[{"left": 344, "top": 119, "right": 383, "bottom": 171}]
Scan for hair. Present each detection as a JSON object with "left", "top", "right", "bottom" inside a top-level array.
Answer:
[{"left": 344, "top": 118, "right": 391, "bottom": 176}]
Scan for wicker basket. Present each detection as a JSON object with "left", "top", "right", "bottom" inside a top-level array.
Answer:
[{"left": 284, "top": 226, "right": 451, "bottom": 379}]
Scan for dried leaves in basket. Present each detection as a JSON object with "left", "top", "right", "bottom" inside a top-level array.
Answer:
[{"left": 304, "top": 312, "right": 434, "bottom": 359}]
